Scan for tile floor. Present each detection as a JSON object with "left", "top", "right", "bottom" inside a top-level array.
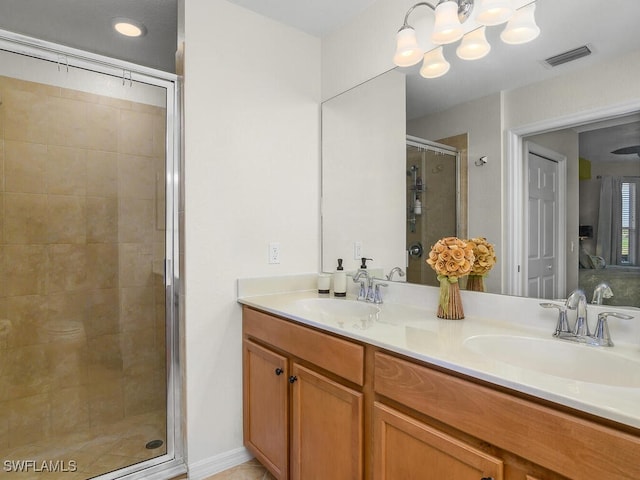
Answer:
[
  {"left": 0, "top": 410, "right": 166, "bottom": 479},
  {"left": 204, "top": 459, "right": 275, "bottom": 480}
]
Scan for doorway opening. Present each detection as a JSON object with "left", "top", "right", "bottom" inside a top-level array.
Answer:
[{"left": 506, "top": 107, "right": 640, "bottom": 307}]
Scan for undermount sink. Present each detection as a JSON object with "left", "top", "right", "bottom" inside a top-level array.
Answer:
[
  {"left": 292, "top": 298, "right": 380, "bottom": 319},
  {"left": 463, "top": 334, "right": 640, "bottom": 388}
]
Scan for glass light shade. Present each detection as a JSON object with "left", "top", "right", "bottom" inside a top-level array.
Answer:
[
  {"left": 500, "top": 3, "right": 540, "bottom": 44},
  {"left": 475, "top": 0, "right": 514, "bottom": 26},
  {"left": 420, "top": 47, "right": 451, "bottom": 79},
  {"left": 431, "top": 1, "right": 464, "bottom": 45},
  {"left": 393, "top": 27, "right": 424, "bottom": 67},
  {"left": 456, "top": 27, "right": 491, "bottom": 60}
]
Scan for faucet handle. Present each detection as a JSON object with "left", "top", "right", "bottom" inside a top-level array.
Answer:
[
  {"left": 540, "top": 302, "right": 571, "bottom": 336},
  {"left": 357, "top": 281, "right": 367, "bottom": 301},
  {"left": 592, "top": 311, "right": 634, "bottom": 347},
  {"left": 373, "top": 282, "right": 388, "bottom": 304},
  {"left": 365, "top": 281, "right": 377, "bottom": 303}
]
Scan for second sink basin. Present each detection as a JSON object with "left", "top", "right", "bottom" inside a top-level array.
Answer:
[{"left": 463, "top": 334, "right": 640, "bottom": 388}]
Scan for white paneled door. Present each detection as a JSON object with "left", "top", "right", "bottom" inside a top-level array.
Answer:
[{"left": 527, "top": 152, "right": 560, "bottom": 299}]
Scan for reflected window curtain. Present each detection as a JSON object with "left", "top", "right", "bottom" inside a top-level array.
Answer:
[
  {"left": 626, "top": 177, "right": 640, "bottom": 265},
  {"left": 595, "top": 176, "right": 623, "bottom": 265}
]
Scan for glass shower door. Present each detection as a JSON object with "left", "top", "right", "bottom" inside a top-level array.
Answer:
[
  {"left": 0, "top": 43, "right": 180, "bottom": 479},
  {"left": 406, "top": 140, "right": 460, "bottom": 286}
]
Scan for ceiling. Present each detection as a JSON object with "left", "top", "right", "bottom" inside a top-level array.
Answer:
[
  {"left": 0, "top": 0, "right": 178, "bottom": 73},
  {"left": 225, "top": 0, "right": 378, "bottom": 37},
  {"left": 0, "top": 0, "right": 637, "bottom": 163}
]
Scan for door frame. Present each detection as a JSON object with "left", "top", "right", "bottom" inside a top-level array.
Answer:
[
  {"left": 524, "top": 141, "right": 566, "bottom": 299},
  {"left": 504, "top": 101, "right": 640, "bottom": 297}
]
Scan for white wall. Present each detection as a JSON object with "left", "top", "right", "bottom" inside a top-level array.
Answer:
[
  {"left": 503, "top": 50, "right": 640, "bottom": 130},
  {"left": 322, "top": 69, "right": 406, "bottom": 274},
  {"left": 321, "top": 0, "right": 413, "bottom": 101},
  {"left": 407, "top": 94, "right": 503, "bottom": 293},
  {"left": 183, "top": 0, "right": 320, "bottom": 472}
]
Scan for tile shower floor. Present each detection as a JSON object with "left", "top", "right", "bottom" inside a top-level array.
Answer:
[{"left": 1, "top": 411, "right": 166, "bottom": 479}]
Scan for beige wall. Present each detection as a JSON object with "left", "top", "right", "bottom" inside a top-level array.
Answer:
[{"left": 0, "top": 75, "right": 166, "bottom": 449}]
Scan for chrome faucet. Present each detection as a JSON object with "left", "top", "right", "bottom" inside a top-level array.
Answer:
[
  {"left": 352, "top": 269, "right": 387, "bottom": 303},
  {"left": 352, "top": 269, "right": 369, "bottom": 283},
  {"left": 566, "top": 289, "right": 590, "bottom": 337},
  {"left": 353, "top": 269, "right": 371, "bottom": 300},
  {"left": 386, "top": 267, "right": 405, "bottom": 281},
  {"left": 541, "top": 289, "right": 634, "bottom": 347},
  {"left": 591, "top": 282, "right": 613, "bottom": 305},
  {"left": 352, "top": 258, "right": 375, "bottom": 302}
]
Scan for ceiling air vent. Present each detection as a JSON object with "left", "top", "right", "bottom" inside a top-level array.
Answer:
[{"left": 544, "top": 45, "right": 592, "bottom": 67}]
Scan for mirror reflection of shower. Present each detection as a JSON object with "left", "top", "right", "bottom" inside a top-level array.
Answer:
[{"left": 406, "top": 137, "right": 460, "bottom": 286}]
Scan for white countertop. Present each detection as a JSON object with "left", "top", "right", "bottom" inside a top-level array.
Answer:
[{"left": 237, "top": 275, "right": 640, "bottom": 430}]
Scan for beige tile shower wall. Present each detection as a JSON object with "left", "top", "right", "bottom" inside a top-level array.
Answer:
[{"left": 0, "top": 75, "right": 167, "bottom": 449}]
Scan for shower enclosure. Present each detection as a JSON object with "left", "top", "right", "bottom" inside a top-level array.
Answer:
[
  {"left": 0, "top": 33, "right": 182, "bottom": 480},
  {"left": 406, "top": 137, "right": 463, "bottom": 286}
]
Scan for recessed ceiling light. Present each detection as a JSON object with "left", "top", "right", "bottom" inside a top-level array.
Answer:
[{"left": 112, "top": 17, "right": 147, "bottom": 37}]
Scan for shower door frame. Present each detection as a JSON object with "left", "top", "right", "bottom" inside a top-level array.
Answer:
[{"left": 0, "top": 30, "right": 185, "bottom": 480}]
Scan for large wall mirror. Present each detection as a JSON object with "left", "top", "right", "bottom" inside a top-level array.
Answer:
[{"left": 321, "top": 0, "right": 640, "bottom": 308}]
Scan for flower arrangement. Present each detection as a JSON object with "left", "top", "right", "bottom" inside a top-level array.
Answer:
[
  {"left": 426, "top": 237, "right": 475, "bottom": 319},
  {"left": 465, "top": 237, "right": 497, "bottom": 292}
]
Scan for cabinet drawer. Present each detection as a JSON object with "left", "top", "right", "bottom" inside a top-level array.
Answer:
[
  {"left": 373, "top": 402, "right": 503, "bottom": 480},
  {"left": 374, "top": 351, "right": 640, "bottom": 480},
  {"left": 243, "top": 306, "right": 364, "bottom": 386}
]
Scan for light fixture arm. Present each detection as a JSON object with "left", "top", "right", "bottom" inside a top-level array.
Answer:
[
  {"left": 400, "top": 0, "right": 474, "bottom": 30},
  {"left": 401, "top": 2, "right": 436, "bottom": 29}
]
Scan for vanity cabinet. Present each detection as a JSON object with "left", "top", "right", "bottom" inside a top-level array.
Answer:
[
  {"left": 243, "top": 306, "right": 364, "bottom": 480},
  {"left": 374, "top": 351, "right": 640, "bottom": 480},
  {"left": 242, "top": 304, "right": 640, "bottom": 480}
]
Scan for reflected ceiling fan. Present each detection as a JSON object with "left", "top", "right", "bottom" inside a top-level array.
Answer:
[{"left": 611, "top": 145, "right": 640, "bottom": 157}]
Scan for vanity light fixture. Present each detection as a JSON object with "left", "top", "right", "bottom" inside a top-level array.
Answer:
[
  {"left": 112, "top": 17, "right": 148, "bottom": 37},
  {"left": 393, "top": 0, "right": 540, "bottom": 79}
]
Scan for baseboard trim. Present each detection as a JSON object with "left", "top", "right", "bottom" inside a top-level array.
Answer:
[{"left": 187, "top": 447, "right": 253, "bottom": 480}]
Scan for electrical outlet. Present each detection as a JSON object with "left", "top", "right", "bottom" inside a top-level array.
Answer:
[
  {"left": 269, "top": 242, "right": 281, "bottom": 264},
  {"left": 354, "top": 241, "right": 362, "bottom": 260}
]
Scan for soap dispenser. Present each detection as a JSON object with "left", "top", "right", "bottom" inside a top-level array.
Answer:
[
  {"left": 333, "top": 259, "right": 347, "bottom": 297},
  {"left": 414, "top": 197, "right": 422, "bottom": 215}
]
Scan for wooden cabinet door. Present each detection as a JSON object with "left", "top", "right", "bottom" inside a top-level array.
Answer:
[
  {"left": 243, "top": 340, "right": 289, "bottom": 480},
  {"left": 290, "top": 363, "right": 363, "bottom": 480},
  {"left": 373, "top": 402, "right": 503, "bottom": 480}
]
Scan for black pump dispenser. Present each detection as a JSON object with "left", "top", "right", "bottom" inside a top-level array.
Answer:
[
  {"left": 334, "top": 258, "right": 346, "bottom": 297},
  {"left": 360, "top": 258, "right": 372, "bottom": 269}
]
